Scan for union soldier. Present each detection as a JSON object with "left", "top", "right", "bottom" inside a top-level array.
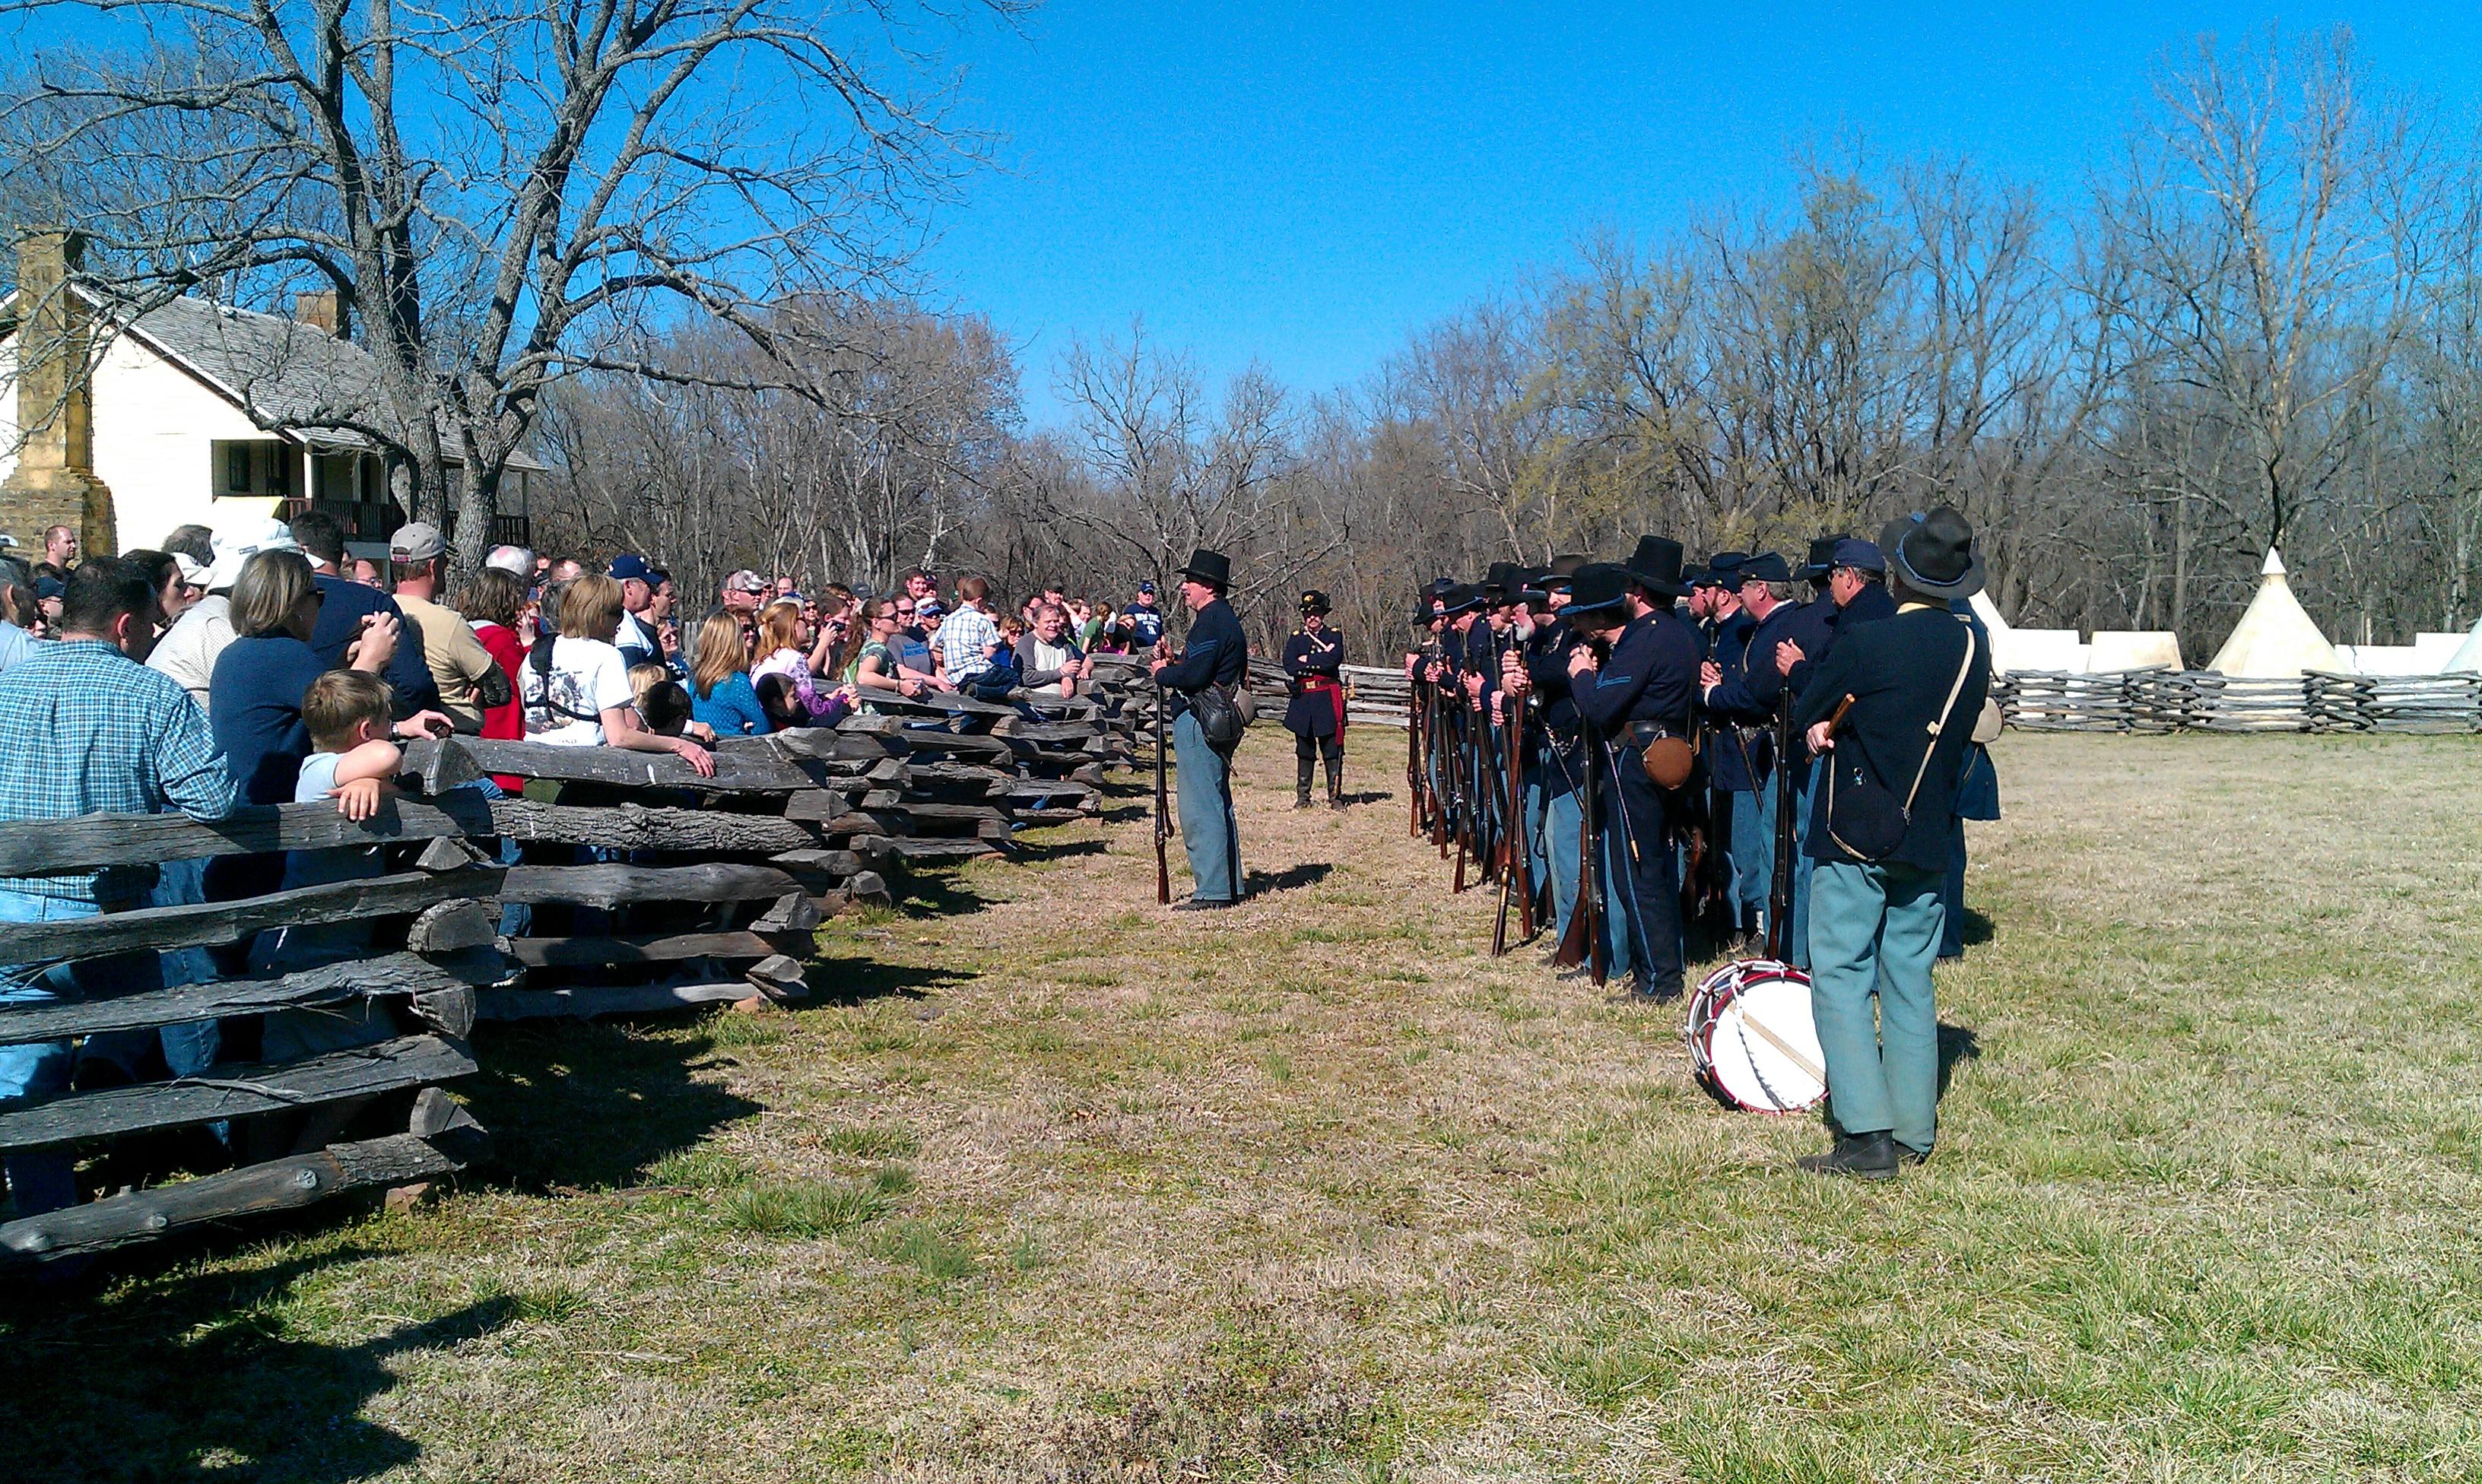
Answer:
[
  {"left": 1283, "top": 589, "right": 1349, "bottom": 810},
  {"left": 1566, "top": 537, "right": 1702, "bottom": 998},
  {"left": 1149, "top": 547, "right": 1249, "bottom": 909},
  {"left": 1699, "top": 551, "right": 1798, "bottom": 940},
  {"left": 1795, "top": 509, "right": 1992, "bottom": 1178},
  {"left": 1503, "top": 555, "right": 1598, "bottom": 959}
]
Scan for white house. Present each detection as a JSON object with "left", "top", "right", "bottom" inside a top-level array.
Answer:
[{"left": 1, "top": 233, "right": 538, "bottom": 556}]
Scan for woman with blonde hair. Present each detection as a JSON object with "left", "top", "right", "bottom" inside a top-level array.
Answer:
[
  {"left": 520, "top": 572, "right": 716, "bottom": 774},
  {"left": 688, "top": 608, "right": 773, "bottom": 735},
  {"left": 750, "top": 598, "right": 856, "bottom": 725}
]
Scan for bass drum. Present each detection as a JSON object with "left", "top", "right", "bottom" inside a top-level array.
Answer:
[{"left": 1685, "top": 959, "right": 1828, "bottom": 1114}]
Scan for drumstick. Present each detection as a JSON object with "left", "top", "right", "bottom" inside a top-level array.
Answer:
[
  {"left": 1738, "top": 1014, "right": 1827, "bottom": 1086},
  {"left": 1825, "top": 693, "right": 1857, "bottom": 735}
]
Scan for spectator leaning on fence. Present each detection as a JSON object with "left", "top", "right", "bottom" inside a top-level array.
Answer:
[
  {"left": 689, "top": 610, "right": 773, "bottom": 736},
  {"left": 1017, "top": 602, "right": 1096, "bottom": 698},
  {"left": 754, "top": 598, "right": 858, "bottom": 724},
  {"left": 0, "top": 558, "right": 240, "bottom": 1217},
  {"left": 521, "top": 573, "right": 716, "bottom": 775}
]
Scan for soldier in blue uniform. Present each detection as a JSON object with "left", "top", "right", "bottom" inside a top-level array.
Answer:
[
  {"left": 1282, "top": 590, "right": 1349, "bottom": 810},
  {"left": 1698, "top": 551, "right": 1796, "bottom": 943},
  {"left": 1503, "top": 556, "right": 1601, "bottom": 961},
  {"left": 1567, "top": 537, "right": 1702, "bottom": 997},
  {"left": 1772, "top": 537, "right": 1866, "bottom": 965},
  {"left": 1149, "top": 547, "right": 1249, "bottom": 909}
]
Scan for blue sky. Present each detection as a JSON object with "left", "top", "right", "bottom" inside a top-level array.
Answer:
[{"left": 916, "top": 1, "right": 2482, "bottom": 428}]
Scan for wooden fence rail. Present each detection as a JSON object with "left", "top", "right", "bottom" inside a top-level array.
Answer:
[
  {"left": 0, "top": 687, "right": 1128, "bottom": 1267},
  {"left": 1992, "top": 669, "right": 2482, "bottom": 734}
]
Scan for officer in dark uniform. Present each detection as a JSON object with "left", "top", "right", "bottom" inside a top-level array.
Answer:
[
  {"left": 1282, "top": 590, "right": 1349, "bottom": 810},
  {"left": 1149, "top": 547, "right": 1249, "bottom": 908},
  {"left": 1568, "top": 537, "right": 1702, "bottom": 997}
]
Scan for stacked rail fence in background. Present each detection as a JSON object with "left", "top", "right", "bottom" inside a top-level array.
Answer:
[
  {"left": 0, "top": 690, "right": 1129, "bottom": 1268},
  {"left": 1995, "top": 669, "right": 2482, "bottom": 734}
]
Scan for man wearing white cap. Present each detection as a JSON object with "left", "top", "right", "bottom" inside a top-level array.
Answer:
[
  {"left": 148, "top": 516, "right": 297, "bottom": 713},
  {"left": 390, "top": 522, "right": 512, "bottom": 734}
]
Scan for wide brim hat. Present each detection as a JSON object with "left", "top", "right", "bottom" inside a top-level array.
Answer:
[
  {"left": 1436, "top": 582, "right": 1483, "bottom": 617},
  {"left": 1735, "top": 551, "right": 1792, "bottom": 586},
  {"left": 1881, "top": 509, "right": 1985, "bottom": 600},
  {"left": 202, "top": 515, "right": 299, "bottom": 591},
  {"left": 1176, "top": 547, "right": 1232, "bottom": 588},
  {"left": 1298, "top": 588, "right": 1331, "bottom": 614},
  {"left": 1799, "top": 535, "right": 1849, "bottom": 582},
  {"left": 1564, "top": 563, "right": 1631, "bottom": 617},
  {"left": 1622, "top": 535, "right": 1689, "bottom": 598}
]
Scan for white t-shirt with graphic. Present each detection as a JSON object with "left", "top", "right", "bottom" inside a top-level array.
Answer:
[{"left": 521, "top": 636, "right": 633, "bottom": 746}]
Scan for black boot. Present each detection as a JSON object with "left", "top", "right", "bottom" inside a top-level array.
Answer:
[
  {"left": 1295, "top": 756, "right": 1314, "bottom": 810},
  {"left": 1325, "top": 755, "right": 1345, "bottom": 810},
  {"left": 1797, "top": 1131, "right": 1898, "bottom": 1180}
]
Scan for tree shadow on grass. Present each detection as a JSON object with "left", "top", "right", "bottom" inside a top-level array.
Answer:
[
  {"left": 801, "top": 955, "right": 977, "bottom": 1008},
  {"left": 462, "top": 1019, "right": 765, "bottom": 1194},
  {"left": 0, "top": 1248, "right": 518, "bottom": 1484},
  {"left": 1246, "top": 861, "right": 1335, "bottom": 896},
  {"left": 1097, "top": 804, "right": 1153, "bottom": 824}
]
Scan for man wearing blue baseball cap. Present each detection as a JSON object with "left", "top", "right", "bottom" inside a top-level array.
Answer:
[{"left": 609, "top": 554, "right": 662, "bottom": 669}]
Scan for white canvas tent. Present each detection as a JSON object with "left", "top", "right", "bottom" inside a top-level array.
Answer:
[
  {"left": 2089, "top": 631, "right": 2185, "bottom": 671},
  {"left": 1970, "top": 590, "right": 2090, "bottom": 673},
  {"left": 2445, "top": 616, "right": 2482, "bottom": 674},
  {"left": 2206, "top": 549, "right": 2339, "bottom": 677}
]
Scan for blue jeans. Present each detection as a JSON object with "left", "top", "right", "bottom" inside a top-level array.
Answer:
[
  {"left": 0, "top": 889, "right": 163, "bottom": 1216},
  {"left": 84, "top": 855, "right": 221, "bottom": 1080},
  {"left": 1807, "top": 859, "right": 1946, "bottom": 1152},
  {"left": 1172, "top": 711, "right": 1240, "bottom": 902},
  {"left": 1538, "top": 744, "right": 1587, "bottom": 947}
]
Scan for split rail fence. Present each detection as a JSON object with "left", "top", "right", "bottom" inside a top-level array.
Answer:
[
  {"left": 0, "top": 690, "right": 1126, "bottom": 1267},
  {"left": 1994, "top": 669, "right": 2482, "bottom": 734}
]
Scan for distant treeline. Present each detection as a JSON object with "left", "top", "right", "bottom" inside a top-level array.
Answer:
[{"left": 534, "top": 27, "right": 2482, "bottom": 660}]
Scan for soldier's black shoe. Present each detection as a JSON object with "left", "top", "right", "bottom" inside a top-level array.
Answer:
[
  {"left": 1174, "top": 898, "right": 1235, "bottom": 912},
  {"left": 1797, "top": 1132, "right": 1898, "bottom": 1180},
  {"left": 1895, "top": 1140, "right": 1931, "bottom": 1167}
]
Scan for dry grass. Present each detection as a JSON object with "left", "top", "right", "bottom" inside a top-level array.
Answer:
[{"left": 8, "top": 729, "right": 2482, "bottom": 1481}]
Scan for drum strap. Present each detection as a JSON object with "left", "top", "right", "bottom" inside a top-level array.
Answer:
[{"left": 1738, "top": 1013, "right": 1825, "bottom": 1085}]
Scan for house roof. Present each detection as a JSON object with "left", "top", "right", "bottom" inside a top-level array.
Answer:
[{"left": 6, "top": 285, "right": 546, "bottom": 471}]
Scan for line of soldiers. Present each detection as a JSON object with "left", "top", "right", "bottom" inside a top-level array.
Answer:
[{"left": 1401, "top": 529, "right": 1948, "bottom": 1000}]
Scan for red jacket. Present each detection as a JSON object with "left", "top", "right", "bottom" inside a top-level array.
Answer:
[{"left": 471, "top": 620, "right": 527, "bottom": 793}]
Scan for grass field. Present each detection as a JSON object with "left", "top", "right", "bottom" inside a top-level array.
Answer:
[{"left": 8, "top": 728, "right": 2482, "bottom": 1482}]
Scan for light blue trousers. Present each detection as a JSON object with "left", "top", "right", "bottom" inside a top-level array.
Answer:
[
  {"left": 1786, "top": 759, "right": 1820, "bottom": 967},
  {"left": 1729, "top": 785, "right": 1773, "bottom": 934},
  {"left": 1173, "top": 711, "right": 1241, "bottom": 902},
  {"left": 1807, "top": 859, "right": 1947, "bottom": 1152}
]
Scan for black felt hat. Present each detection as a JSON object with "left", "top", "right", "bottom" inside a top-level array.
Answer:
[
  {"left": 1437, "top": 582, "right": 1483, "bottom": 617},
  {"left": 1299, "top": 588, "right": 1331, "bottom": 614},
  {"left": 1881, "top": 508, "right": 1985, "bottom": 600},
  {"left": 1622, "top": 535, "right": 1690, "bottom": 598},
  {"left": 1176, "top": 547, "right": 1232, "bottom": 588},
  {"left": 1564, "top": 563, "right": 1631, "bottom": 617},
  {"left": 1799, "top": 535, "right": 1849, "bottom": 582},
  {"left": 1693, "top": 550, "right": 1750, "bottom": 589},
  {"left": 1735, "top": 551, "right": 1792, "bottom": 585},
  {"left": 1548, "top": 553, "right": 1591, "bottom": 580}
]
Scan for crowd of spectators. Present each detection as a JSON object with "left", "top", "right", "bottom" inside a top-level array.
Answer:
[{"left": 0, "top": 518, "right": 1159, "bottom": 1219}]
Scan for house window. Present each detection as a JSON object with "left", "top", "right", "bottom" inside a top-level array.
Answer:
[
  {"left": 225, "top": 442, "right": 252, "bottom": 493},
  {"left": 214, "top": 439, "right": 294, "bottom": 499}
]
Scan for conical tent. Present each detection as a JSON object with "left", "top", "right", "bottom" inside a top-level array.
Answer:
[
  {"left": 2446, "top": 614, "right": 2482, "bottom": 673},
  {"left": 2206, "top": 550, "right": 2339, "bottom": 677}
]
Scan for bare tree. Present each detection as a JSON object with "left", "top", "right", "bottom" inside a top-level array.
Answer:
[{"left": 1, "top": 0, "right": 1020, "bottom": 572}]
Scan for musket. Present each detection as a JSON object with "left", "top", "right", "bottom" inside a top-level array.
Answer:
[
  {"left": 1153, "top": 674, "right": 1171, "bottom": 905},
  {"left": 1763, "top": 687, "right": 1798, "bottom": 962},
  {"left": 1493, "top": 629, "right": 1535, "bottom": 953},
  {"left": 1406, "top": 663, "right": 1424, "bottom": 838}
]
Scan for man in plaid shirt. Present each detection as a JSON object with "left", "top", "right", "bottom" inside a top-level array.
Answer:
[
  {"left": 937, "top": 575, "right": 1002, "bottom": 687},
  {"left": 0, "top": 559, "right": 236, "bottom": 1216}
]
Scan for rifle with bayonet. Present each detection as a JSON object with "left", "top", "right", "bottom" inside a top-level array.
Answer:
[{"left": 1154, "top": 674, "right": 1172, "bottom": 905}]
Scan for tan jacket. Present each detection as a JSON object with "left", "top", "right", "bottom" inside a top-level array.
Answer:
[{"left": 397, "top": 593, "right": 504, "bottom": 733}]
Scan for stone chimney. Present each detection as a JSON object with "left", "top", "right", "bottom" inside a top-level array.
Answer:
[
  {"left": 2, "top": 229, "right": 116, "bottom": 557},
  {"left": 293, "top": 289, "right": 341, "bottom": 338}
]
